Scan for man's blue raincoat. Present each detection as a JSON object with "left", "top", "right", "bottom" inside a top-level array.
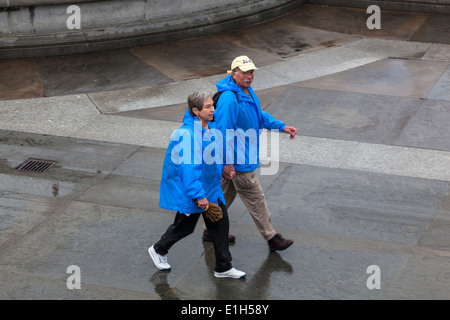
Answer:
[{"left": 215, "top": 75, "right": 286, "bottom": 172}]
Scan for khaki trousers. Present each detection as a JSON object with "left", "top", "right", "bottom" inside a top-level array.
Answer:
[{"left": 222, "top": 170, "right": 277, "bottom": 241}]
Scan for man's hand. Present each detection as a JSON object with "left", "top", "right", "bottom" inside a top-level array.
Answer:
[
  {"left": 196, "top": 197, "right": 209, "bottom": 211},
  {"left": 283, "top": 126, "right": 297, "bottom": 139},
  {"left": 222, "top": 164, "right": 236, "bottom": 180}
]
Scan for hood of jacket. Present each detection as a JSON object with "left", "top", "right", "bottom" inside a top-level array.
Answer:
[
  {"left": 182, "top": 109, "right": 216, "bottom": 130},
  {"left": 216, "top": 74, "right": 240, "bottom": 93},
  {"left": 216, "top": 74, "right": 259, "bottom": 100}
]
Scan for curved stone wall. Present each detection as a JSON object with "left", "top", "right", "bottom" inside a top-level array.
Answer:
[
  {"left": 309, "top": 0, "right": 450, "bottom": 13},
  {"left": 0, "top": 0, "right": 103, "bottom": 5},
  {"left": 0, "top": 0, "right": 306, "bottom": 58}
]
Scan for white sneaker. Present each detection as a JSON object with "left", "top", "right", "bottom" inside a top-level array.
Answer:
[
  {"left": 214, "top": 267, "right": 246, "bottom": 279},
  {"left": 148, "top": 245, "right": 171, "bottom": 271}
]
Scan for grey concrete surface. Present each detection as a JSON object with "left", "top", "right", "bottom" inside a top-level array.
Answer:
[
  {"left": 35, "top": 49, "right": 172, "bottom": 96},
  {"left": 0, "top": 0, "right": 306, "bottom": 58},
  {"left": 1, "top": 5, "right": 450, "bottom": 301}
]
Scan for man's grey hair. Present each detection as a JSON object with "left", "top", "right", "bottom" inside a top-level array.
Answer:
[{"left": 188, "top": 91, "right": 212, "bottom": 116}]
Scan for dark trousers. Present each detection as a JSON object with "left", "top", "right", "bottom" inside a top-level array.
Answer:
[{"left": 154, "top": 202, "right": 232, "bottom": 273}]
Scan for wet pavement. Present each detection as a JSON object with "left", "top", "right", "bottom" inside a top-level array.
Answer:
[{"left": 1, "top": 4, "right": 450, "bottom": 300}]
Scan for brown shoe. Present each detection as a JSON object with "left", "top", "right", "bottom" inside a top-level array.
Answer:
[
  {"left": 202, "top": 230, "right": 236, "bottom": 243},
  {"left": 268, "top": 234, "right": 293, "bottom": 251}
]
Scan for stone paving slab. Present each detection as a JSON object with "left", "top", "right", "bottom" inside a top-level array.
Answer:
[
  {"left": 0, "top": 95, "right": 100, "bottom": 136},
  {"left": 423, "top": 43, "right": 450, "bottom": 61},
  {"left": 0, "top": 58, "right": 44, "bottom": 100},
  {"left": 343, "top": 38, "right": 432, "bottom": 58},
  {"left": 0, "top": 191, "right": 59, "bottom": 253},
  {"left": 342, "top": 143, "right": 450, "bottom": 182},
  {"left": 77, "top": 174, "right": 162, "bottom": 211},
  {"left": 217, "top": 20, "right": 359, "bottom": 59},
  {"left": 0, "top": 130, "right": 139, "bottom": 162},
  {"left": 426, "top": 65, "right": 450, "bottom": 102},
  {"left": 395, "top": 100, "right": 450, "bottom": 151},
  {"left": 385, "top": 253, "right": 450, "bottom": 299},
  {"left": 35, "top": 49, "right": 172, "bottom": 97},
  {"left": 418, "top": 194, "right": 450, "bottom": 251},
  {"left": 264, "top": 134, "right": 358, "bottom": 169},
  {"left": 0, "top": 267, "right": 160, "bottom": 300},
  {"left": 0, "top": 199, "right": 171, "bottom": 300},
  {"left": 279, "top": 4, "right": 431, "bottom": 40},
  {"left": 112, "top": 146, "right": 166, "bottom": 180},
  {"left": 70, "top": 116, "right": 180, "bottom": 149},
  {"left": 258, "top": 164, "right": 449, "bottom": 244},
  {"left": 114, "top": 86, "right": 288, "bottom": 122},
  {"left": 410, "top": 13, "right": 450, "bottom": 44},
  {"left": 115, "top": 102, "right": 189, "bottom": 122},
  {"left": 1, "top": 139, "right": 138, "bottom": 175},
  {"left": 294, "top": 58, "right": 449, "bottom": 98},
  {"left": 87, "top": 77, "right": 219, "bottom": 113},
  {"left": 259, "top": 45, "right": 384, "bottom": 88},
  {"left": 130, "top": 35, "right": 276, "bottom": 81},
  {"left": 0, "top": 170, "right": 100, "bottom": 200},
  {"left": 265, "top": 86, "right": 422, "bottom": 145}
]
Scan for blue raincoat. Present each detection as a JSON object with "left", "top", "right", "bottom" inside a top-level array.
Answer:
[
  {"left": 159, "top": 110, "right": 226, "bottom": 214},
  {"left": 214, "top": 75, "right": 286, "bottom": 172}
]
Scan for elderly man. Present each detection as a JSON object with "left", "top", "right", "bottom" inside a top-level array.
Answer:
[{"left": 202, "top": 56, "right": 297, "bottom": 251}]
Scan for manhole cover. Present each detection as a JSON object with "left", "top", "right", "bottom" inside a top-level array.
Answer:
[{"left": 16, "top": 158, "right": 58, "bottom": 173}]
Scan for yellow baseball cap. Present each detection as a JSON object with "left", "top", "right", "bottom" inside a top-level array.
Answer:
[{"left": 227, "top": 55, "right": 258, "bottom": 73}]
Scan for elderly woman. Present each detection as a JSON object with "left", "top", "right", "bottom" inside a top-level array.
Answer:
[{"left": 149, "top": 91, "right": 246, "bottom": 279}]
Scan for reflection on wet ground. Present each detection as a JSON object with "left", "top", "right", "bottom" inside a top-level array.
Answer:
[{"left": 1, "top": 4, "right": 450, "bottom": 300}]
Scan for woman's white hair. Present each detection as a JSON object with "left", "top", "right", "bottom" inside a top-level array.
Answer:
[{"left": 188, "top": 91, "right": 212, "bottom": 116}]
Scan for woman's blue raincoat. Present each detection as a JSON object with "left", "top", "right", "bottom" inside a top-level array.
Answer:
[{"left": 159, "top": 110, "right": 225, "bottom": 214}]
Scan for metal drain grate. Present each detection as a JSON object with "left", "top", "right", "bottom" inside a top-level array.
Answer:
[{"left": 16, "top": 158, "right": 57, "bottom": 173}]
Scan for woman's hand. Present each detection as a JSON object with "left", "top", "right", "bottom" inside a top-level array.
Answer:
[{"left": 197, "top": 197, "right": 209, "bottom": 211}]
